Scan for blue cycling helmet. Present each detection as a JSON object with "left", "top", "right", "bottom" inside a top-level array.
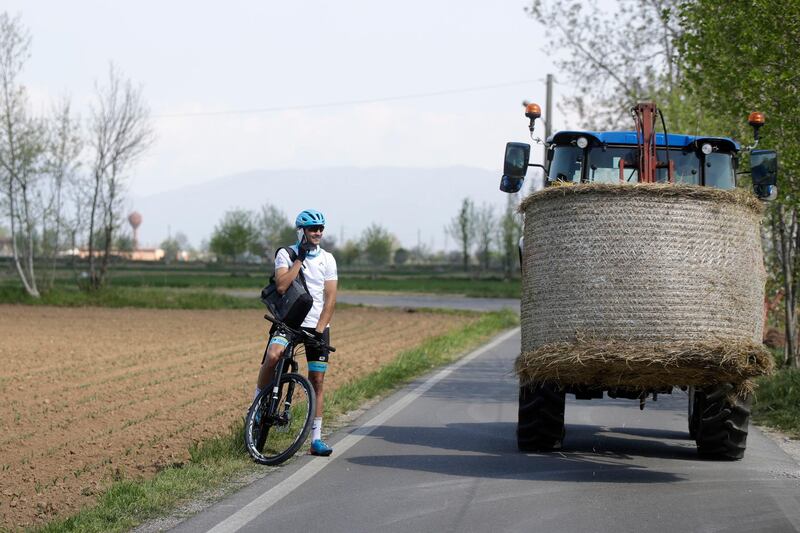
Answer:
[{"left": 295, "top": 209, "right": 326, "bottom": 228}]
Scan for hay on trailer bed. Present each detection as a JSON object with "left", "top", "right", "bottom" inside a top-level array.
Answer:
[{"left": 515, "top": 335, "right": 773, "bottom": 396}]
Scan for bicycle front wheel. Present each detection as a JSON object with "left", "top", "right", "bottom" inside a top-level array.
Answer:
[{"left": 245, "top": 372, "right": 317, "bottom": 465}]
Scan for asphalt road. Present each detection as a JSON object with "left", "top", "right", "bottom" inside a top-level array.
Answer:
[
  {"left": 172, "top": 329, "right": 800, "bottom": 533},
  {"left": 335, "top": 292, "right": 520, "bottom": 312}
]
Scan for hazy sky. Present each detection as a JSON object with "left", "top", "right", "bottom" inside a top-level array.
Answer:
[
  {"left": 6, "top": 1, "right": 563, "bottom": 195},
  {"left": 3, "top": 1, "right": 582, "bottom": 250}
]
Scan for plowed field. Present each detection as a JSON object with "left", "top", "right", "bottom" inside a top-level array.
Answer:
[{"left": 0, "top": 305, "right": 474, "bottom": 529}]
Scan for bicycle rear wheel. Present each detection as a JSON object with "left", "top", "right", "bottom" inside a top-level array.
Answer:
[{"left": 245, "top": 372, "right": 316, "bottom": 465}]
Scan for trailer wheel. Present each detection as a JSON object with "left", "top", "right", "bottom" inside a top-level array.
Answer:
[
  {"left": 517, "top": 382, "right": 565, "bottom": 452},
  {"left": 694, "top": 383, "right": 751, "bottom": 460}
]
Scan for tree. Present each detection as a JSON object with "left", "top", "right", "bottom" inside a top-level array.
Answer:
[
  {"left": 447, "top": 197, "right": 476, "bottom": 271},
  {"left": 40, "top": 99, "right": 81, "bottom": 290},
  {"left": 394, "top": 247, "right": 409, "bottom": 266},
  {"left": 160, "top": 231, "right": 189, "bottom": 263},
  {"left": 474, "top": 203, "right": 497, "bottom": 271},
  {"left": 209, "top": 209, "right": 260, "bottom": 262},
  {"left": 528, "top": 0, "right": 690, "bottom": 129},
  {"left": 339, "top": 239, "right": 361, "bottom": 266},
  {"left": 0, "top": 13, "right": 43, "bottom": 297},
  {"left": 116, "top": 233, "right": 134, "bottom": 253},
  {"left": 499, "top": 194, "right": 523, "bottom": 279},
  {"left": 0, "top": 14, "right": 81, "bottom": 296},
  {"left": 86, "top": 63, "right": 153, "bottom": 289},
  {"left": 679, "top": 0, "right": 800, "bottom": 367},
  {"left": 256, "top": 204, "right": 295, "bottom": 257},
  {"left": 361, "top": 223, "right": 394, "bottom": 267},
  {"left": 321, "top": 234, "right": 338, "bottom": 255},
  {"left": 410, "top": 242, "right": 432, "bottom": 264}
]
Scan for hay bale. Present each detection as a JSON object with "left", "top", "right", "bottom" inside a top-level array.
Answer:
[{"left": 517, "top": 183, "right": 772, "bottom": 389}]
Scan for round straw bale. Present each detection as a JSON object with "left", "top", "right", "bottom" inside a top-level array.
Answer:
[{"left": 517, "top": 183, "right": 771, "bottom": 388}]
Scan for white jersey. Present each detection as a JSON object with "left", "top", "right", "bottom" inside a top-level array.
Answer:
[{"left": 275, "top": 246, "right": 338, "bottom": 329}]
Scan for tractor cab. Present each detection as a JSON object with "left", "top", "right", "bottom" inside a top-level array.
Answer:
[
  {"left": 499, "top": 103, "right": 778, "bottom": 200},
  {"left": 545, "top": 131, "right": 739, "bottom": 188}
]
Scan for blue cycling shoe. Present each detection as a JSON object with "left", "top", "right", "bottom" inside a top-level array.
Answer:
[{"left": 310, "top": 439, "right": 333, "bottom": 456}]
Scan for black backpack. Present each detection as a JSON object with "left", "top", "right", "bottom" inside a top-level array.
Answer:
[{"left": 260, "top": 247, "right": 313, "bottom": 328}]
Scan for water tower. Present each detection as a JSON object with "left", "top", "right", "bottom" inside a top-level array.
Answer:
[{"left": 128, "top": 211, "right": 142, "bottom": 250}]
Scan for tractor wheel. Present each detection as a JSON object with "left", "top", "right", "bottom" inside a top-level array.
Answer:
[
  {"left": 687, "top": 386, "right": 703, "bottom": 439},
  {"left": 517, "top": 382, "right": 565, "bottom": 452},
  {"left": 694, "top": 383, "right": 751, "bottom": 460}
]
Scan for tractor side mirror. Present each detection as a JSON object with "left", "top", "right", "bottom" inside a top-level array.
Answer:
[
  {"left": 750, "top": 149, "right": 778, "bottom": 200},
  {"left": 500, "top": 142, "right": 530, "bottom": 193}
]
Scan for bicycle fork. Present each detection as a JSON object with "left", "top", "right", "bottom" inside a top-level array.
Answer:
[{"left": 269, "top": 356, "right": 298, "bottom": 424}]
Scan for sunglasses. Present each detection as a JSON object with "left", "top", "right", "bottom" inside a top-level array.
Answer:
[{"left": 306, "top": 225, "right": 325, "bottom": 232}]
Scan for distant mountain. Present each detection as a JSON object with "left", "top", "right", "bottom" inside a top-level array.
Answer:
[{"left": 131, "top": 166, "right": 506, "bottom": 251}]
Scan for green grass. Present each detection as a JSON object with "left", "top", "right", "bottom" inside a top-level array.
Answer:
[
  {"left": 0, "top": 286, "right": 262, "bottom": 310},
  {"left": 102, "top": 272, "right": 264, "bottom": 289},
  {"left": 753, "top": 368, "right": 800, "bottom": 437},
  {"left": 1, "top": 272, "right": 521, "bottom": 303},
  {"left": 34, "top": 309, "right": 519, "bottom": 532}
]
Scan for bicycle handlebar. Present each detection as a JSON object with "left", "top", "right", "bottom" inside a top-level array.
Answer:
[{"left": 263, "top": 314, "right": 336, "bottom": 352}]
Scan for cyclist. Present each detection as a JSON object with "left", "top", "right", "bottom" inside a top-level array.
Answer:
[{"left": 254, "top": 209, "right": 338, "bottom": 456}]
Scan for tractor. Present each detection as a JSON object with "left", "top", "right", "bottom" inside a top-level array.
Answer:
[{"left": 500, "top": 102, "right": 778, "bottom": 459}]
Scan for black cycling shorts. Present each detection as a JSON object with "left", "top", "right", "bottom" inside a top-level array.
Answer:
[{"left": 264, "top": 325, "right": 331, "bottom": 367}]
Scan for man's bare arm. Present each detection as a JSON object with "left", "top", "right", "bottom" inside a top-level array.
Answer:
[
  {"left": 316, "top": 280, "right": 338, "bottom": 332},
  {"left": 275, "top": 259, "right": 303, "bottom": 294}
]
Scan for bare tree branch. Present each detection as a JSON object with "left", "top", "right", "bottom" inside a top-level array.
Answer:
[{"left": 86, "top": 63, "right": 154, "bottom": 289}]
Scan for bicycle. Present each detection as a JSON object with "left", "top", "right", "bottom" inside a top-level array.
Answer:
[{"left": 244, "top": 313, "right": 335, "bottom": 465}]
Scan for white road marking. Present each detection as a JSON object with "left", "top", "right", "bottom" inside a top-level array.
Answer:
[{"left": 206, "top": 327, "right": 520, "bottom": 533}]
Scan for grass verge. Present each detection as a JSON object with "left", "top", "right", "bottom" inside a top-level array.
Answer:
[
  {"left": 753, "top": 368, "right": 800, "bottom": 438},
  {"left": 0, "top": 286, "right": 262, "bottom": 310},
  {"left": 3, "top": 272, "right": 521, "bottom": 298},
  {"left": 35, "top": 309, "right": 519, "bottom": 532}
]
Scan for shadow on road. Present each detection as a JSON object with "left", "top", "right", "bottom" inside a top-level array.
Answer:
[{"left": 346, "top": 421, "right": 694, "bottom": 483}]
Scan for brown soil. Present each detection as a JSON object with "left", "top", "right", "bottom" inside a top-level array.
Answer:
[{"left": 0, "top": 305, "right": 474, "bottom": 529}]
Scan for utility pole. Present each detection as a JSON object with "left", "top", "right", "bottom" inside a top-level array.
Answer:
[{"left": 544, "top": 73, "right": 553, "bottom": 162}]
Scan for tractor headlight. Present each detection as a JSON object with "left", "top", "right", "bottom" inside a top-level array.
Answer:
[
  {"left": 576, "top": 137, "right": 589, "bottom": 149},
  {"left": 701, "top": 143, "right": 713, "bottom": 155}
]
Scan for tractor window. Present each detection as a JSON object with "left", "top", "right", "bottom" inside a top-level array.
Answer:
[
  {"left": 586, "top": 147, "right": 639, "bottom": 183},
  {"left": 585, "top": 147, "right": 701, "bottom": 184},
  {"left": 656, "top": 149, "right": 700, "bottom": 185},
  {"left": 548, "top": 146, "right": 583, "bottom": 182},
  {"left": 704, "top": 152, "right": 736, "bottom": 189}
]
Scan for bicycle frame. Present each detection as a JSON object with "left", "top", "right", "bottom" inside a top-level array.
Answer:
[{"left": 265, "top": 330, "right": 300, "bottom": 424}]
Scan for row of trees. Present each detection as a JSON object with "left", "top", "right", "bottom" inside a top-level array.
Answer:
[
  {"left": 447, "top": 196, "right": 522, "bottom": 277},
  {"left": 529, "top": 0, "right": 799, "bottom": 366},
  {"left": 0, "top": 13, "right": 153, "bottom": 296},
  {"left": 208, "top": 198, "right": 523, "bottom": 275}
]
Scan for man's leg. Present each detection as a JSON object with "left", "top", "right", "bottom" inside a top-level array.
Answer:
[
  {"left": 308, "top": 371, "right": 325, "bottom": 418},
  {"left": 307, "top": 369, "right": 332, "bottom": 456},
  {"left": 254, "top": 335, "right": 288, "bottom": 400},
  {"left": 306, "top": 328, "right": 332, "bottom": 456}
]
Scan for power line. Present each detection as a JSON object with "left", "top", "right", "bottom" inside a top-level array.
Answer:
[{"left": 152, "top": 78, "right": 546, "bottom": 119}]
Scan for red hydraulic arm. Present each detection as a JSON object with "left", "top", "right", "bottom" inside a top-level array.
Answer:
[{"left": 627, "top": 102, "right": 673, "bottom": 184}]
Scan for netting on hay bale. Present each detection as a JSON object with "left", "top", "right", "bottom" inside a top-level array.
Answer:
[{"left": 515, "top": 183, "right": 773, "bottom": 394}]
